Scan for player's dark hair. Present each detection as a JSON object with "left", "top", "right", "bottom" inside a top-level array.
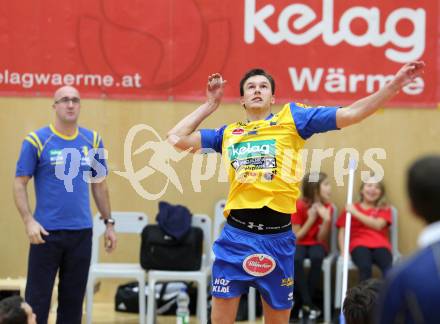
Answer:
[
  {"left": 407, "top": 155, "right": 440, "bottom": 224},
  {"left": 239, "top": 68, "right": 275, "bottom": 96},
  {"left": 0, "top": 295, "right": 27, "bottom": 324},
  {"left": 343, "top": 279, "right": 382, "bottom": 324}
]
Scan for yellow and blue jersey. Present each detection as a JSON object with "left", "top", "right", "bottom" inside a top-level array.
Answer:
[
  {"left": 15, "top": 124, "right": 108, "bottom": 230},
  {"left": 200, "top": 102, "right": 339, "bottom": 216}
]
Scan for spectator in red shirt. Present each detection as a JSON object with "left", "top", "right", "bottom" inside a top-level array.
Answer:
[
  {"left": 336, "top": 181, "right": 392, "bottom": 282},
  {"left": 291, "top": 172, "right": 333, "bottom": 320}
]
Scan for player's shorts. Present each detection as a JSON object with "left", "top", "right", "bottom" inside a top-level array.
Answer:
[{"left": 211, "top": 223, "right": 296, "bottom": 310}]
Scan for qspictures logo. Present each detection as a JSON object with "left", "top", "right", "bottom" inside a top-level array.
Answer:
[{"left": 54, "top": 124, "right": 388, "bottom": 199}]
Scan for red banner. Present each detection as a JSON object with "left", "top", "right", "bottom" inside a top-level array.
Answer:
[{"left": 0, "top": 0, "right": 437, "bottom": 107}]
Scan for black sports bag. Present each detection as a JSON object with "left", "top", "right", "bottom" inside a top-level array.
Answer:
[{"left": 140, "top": 225, "right": 203, "bottom": 271}]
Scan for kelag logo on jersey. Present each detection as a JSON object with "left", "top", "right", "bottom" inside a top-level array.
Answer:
[
  {"left": 228, "top": 140, "right": 277, "bottom": 171},
  {"left": 228, "top": 140, "right": 275, "bottom": 160}
]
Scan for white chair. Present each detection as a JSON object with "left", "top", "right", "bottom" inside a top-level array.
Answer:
[
  {"left": 334, "top": 206, "right": 401, "bottom": 309},
  {"left": 299, "top": 204, "right": 338, "bottom": 324},
  {"left": 213, "top": 200, "right": 227, "bottom": 246},
  {"left": 146, "top": 214, "right": 212, "bottom": 324},
  {"left": 86, "top": 212, "right": 149, "bottom": 324}
]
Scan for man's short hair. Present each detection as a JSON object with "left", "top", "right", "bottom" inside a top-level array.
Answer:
[
  {"left": 407, "top": 155, "right": 440, "bottom": 224},
  {"left": 343, "top": 279, "right": 382, "bottom": 324},
  {"left": 0, "top": 295, "right": 27, "bottom": 324},
  {"left": 239, "top": 68, "right": 275, "bottom": 96}
]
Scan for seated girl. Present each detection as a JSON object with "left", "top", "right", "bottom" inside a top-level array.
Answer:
[
  {"left": 292, "top": 172, "right": 333, "bottom": 319},
  {"left": 336, "top": 181, "right": 393, "bottom": 281}
]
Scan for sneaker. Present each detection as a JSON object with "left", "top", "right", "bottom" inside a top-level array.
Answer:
[
  {"left": 308, "top": 307, "right": 322, "bottom": 320},
  {"left": 299, "top": 305, "right": 310, "bottom": 320}
]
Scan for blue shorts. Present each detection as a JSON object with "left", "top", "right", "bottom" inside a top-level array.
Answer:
[{"left": 211, "top": 224, "right": 296, "bottom": 310}]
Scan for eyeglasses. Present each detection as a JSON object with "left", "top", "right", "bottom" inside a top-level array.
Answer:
[{"left": 54, "top": 97, "right": 80, "bottom": 105}]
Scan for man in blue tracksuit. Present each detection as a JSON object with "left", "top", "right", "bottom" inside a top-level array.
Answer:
[{"left": 13, "top": 86, "right": 117, "bottom": 324}]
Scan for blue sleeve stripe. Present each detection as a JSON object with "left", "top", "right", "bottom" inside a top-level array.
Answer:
[
  {"left": 15, "top": 172, "right": 33, "bottom": 177},
  {"left": 16, "top": 140, "right": 39, "bottom": 177},
  {"left": 200, "top": 129, "right": 216, "bottom": 152},
  {"left": 200, "top": 126, "right": 225, "bottom": 153},
  {"left": 290, "top": 103, "right": 339, "bottom": 140}
]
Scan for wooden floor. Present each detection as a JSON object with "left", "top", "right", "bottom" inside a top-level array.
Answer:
[
  {"left": 48, "top": 303, "right": 263, "bottom": 324},
  {"left": 47, "top": 304, "right": 328, "bottom": 323}
]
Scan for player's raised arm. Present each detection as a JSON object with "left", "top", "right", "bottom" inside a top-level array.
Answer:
[
  {"left": 336, "top": 61, "right": 425, "bottom": 128},
  {"left": 167, "top": 73, "right": 227, "bottom": 153}
]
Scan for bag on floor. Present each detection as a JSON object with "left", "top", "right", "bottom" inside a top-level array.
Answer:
[
  {"left": 114, "top": 281, "right": 197, "bottom": 315},
  {"left": 140, "top": 225, "right": 203, "bottom": 271}
]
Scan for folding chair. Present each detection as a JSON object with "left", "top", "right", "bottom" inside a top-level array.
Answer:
[
  {"left": 334, "top": 206, "right": 401, "bottom": 309},
  {"left": 86, "top": 212, "right": 148, "bottom": 324},
  {"left": 299, "top": 204, "right": 338, "bottom": 323},
  {"left": 146, "top": 214, "right": 211, "bottom": 324}
]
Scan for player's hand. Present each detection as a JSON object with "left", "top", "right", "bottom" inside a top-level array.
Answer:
[
  {"left": 391, "top": 61, "right": 425, "bottom": 90},
  {"left": 206, "top": 73, "right": 227, "bottom": 105},
  {"left": 307, "top": 203, "right": 319, "bottom": 221},
  {"left": 316, "top": 203, "right": 330, "bottom": 222},
  {"left": 104, "top": 226, "right": 117, "bottom": 253},
  {"left": 25, "top": 218, "right": 49, "bottom": 244},
  {"left": 346, "top": 204, "right": 357, "bottom": 216}
]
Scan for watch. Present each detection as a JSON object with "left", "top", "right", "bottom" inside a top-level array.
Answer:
[{"left": 103, "top": 217, "right": 115, "bottom": 226}]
